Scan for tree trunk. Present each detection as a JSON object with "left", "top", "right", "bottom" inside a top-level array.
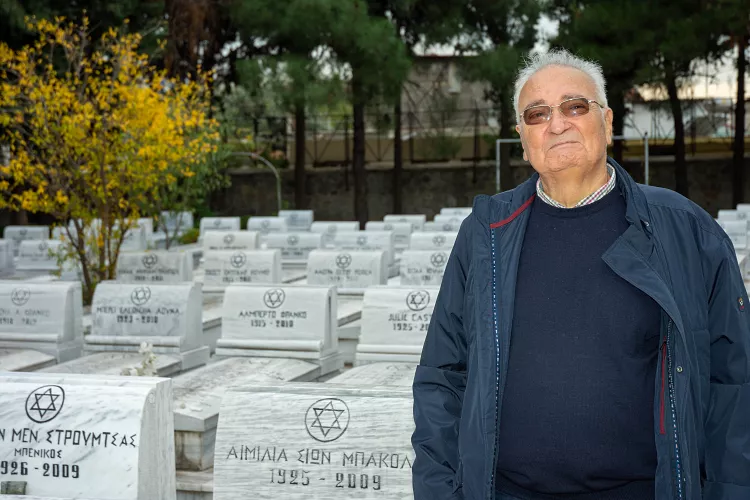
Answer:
[
  {"left": 499, "top": 86, "right": 514, "bottom": 192},
  {"left": 294, "top": 101, "right": 307, "bottom": 210},
  {"left": 610, "top": 87, "right": 626, "bottom": 168},
  {"left": 393, "top": 98, "right": 403, "bottom": 213},
  {"left": 733, "top": 36, "right": 747, "bottom": 206},
  {"left": 352, "top": 72, "right": 368, "bottom": 228},
  {"left": 665, "top": 66, "right": 689, "bottom": 197}
]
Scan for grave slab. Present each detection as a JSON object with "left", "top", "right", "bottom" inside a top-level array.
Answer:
[
  {"left": 440, "top": 207, "right": 472, "bottom": 216},
  {"left": 199, "top": 217, "right": 241, "bottom": 237},
  {"left": 3, "top": 226, "right": 50, "bottom": 256},
  {"left": 383, "top": 214, "right": 426, "bottom": 232},
  {"left": 717, "top": 209, "right": 739, "bottom": 221},
  {"left": 119, "top": 225, "right": 148, "bottom": 253},
  {"left": 278, "top": 210, "right": 314, "bottom": 232},
  {"left": 365, "top": 221, "right": 412, "bottom": 248},
  {"left": 337, "top": 319, "right": 361, "bottom": 365},
  {"left": 16, "top": 240, "right": 63, "bottom": 274},
  {"left": 0, "top": 281, "right": 83, "bottom": 371},
  {"left": 0, "top": 240, "right": 14, "bottom": 275},
  {"left": 117, "top": 251, "right": 193, "bottom": 283},
  {"left": 264, "top": 233, "right": 323, "bottom": 264},
  {"left": 331, "top": 230, "right": 395, "bottom": 266},
  {"left": 213, "top": 383, "right": 415, "bottom": 500},
  {"left": 356, "top": 286, "right": 439, "bottom": 364},
  {"left": 0, "top": 372, "right": 176, "bottom": 500},
  {"left": 720, "top": 220, "right": 748, "bottom": 250},
  {"left": 423, "top": 220, "right": 460, "bottom": 232},
  {"left": 328, "top": 362, "right": 416, "bottom": 386},
  {"left": 310, "top": 222, "right": 359, "bottom": 247},
  {"left": 307, "top": 250, "right": 388, "bottom": 293},
  {"left": 409, "top": 231, "right": 458, "bottom": 251},
  {"left": 246, "top": 217, "right": 288, "bottom": 235},
  {"left": 202, "top": 231, "right": 258, "bottom": 251},
  {"left": 433, "top": 213, "right": 468, "bottom": 228},
  {"left": 202, "top": 250, "right": 281, "bottom": 292},
  {"left": 399, "top": 250, "right": 448, "bottom": 286}
]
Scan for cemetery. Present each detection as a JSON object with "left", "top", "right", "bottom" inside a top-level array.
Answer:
[{"left": 0, "top": 207, "right": 460, "bottom": 500}]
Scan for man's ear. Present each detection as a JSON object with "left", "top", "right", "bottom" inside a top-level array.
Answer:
[
  {"left": 605, "top": 108, "right": 614, "bottom": 145},
  {"left": 516, "top": 124, "right": 528, "bottom": 161}
]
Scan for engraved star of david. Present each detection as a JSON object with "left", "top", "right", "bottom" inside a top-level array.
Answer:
[
  {"left": 142, "top": 254, "right": 158, "bottom": 269},
  {"left": 406, "top": 290, "right": 430, "bottom": 311},
  {"left": 223, "top": 234, "right": 235, "bottom": 245},
  {"left": 433, "top": 235, "right": 446, "bottom": 247},
  {"left": 25, "top": 385, "right": 65, "bottom": 423},
  {"left": 356, "top": 235, "right": 367, "bottom": 246},
  {"left": 287, "top": 235, "right": 299, "bottom": 246},
  {"left": 11, "top": 287, "right": 31, "bottom": 306},
  {"left": 443, "top": 223, "right": 453, "bottom": 231},
  {"left": 384, "top": 223, "right": 393, "bottom": 230},
  {"left": 336, "top": 253, "right": 352, "bottom": 270},
  {"left": 430, "top": 252, "right": 447, "bottom": 268},
  {"left": 130, "top": 286, "right": 151, "bottom": 306},
  {"left": 261, "top": 220, "right": 271, "bottom": 229},
  {"left": 38, "top": 241, "right": 48, "bottom": 252},
  {"left": 213, "top": 219, "right": 222, "bottom": 227},
  {"left": 19, "top": 229, "right": 27, "bottom": 237},
  {"left": 263, "top": 288, "right": 286, "bottom": 309},
  {"left": 230, "top": 252, "right": 247, "bottom": 268},
  {"left": 305, "top": 398, "right": 350, "bottom": 443}
]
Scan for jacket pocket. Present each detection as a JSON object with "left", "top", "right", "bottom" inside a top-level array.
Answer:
[{"left": 659, "top": 339, "right": 667, "bottom": 435}]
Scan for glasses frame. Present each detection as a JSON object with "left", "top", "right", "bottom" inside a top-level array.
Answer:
[{"left": 520, "top": 97, "right": 604, "bottom": 126}]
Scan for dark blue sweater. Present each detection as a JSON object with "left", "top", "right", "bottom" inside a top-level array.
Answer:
[{"left": 495, "top": 189, "right": 661, "bottom": 500}]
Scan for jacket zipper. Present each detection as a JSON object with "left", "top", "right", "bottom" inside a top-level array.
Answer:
[
  {"left": 659, "top": 339, "right": 667, "bottom": 435},
  {"left": 665, "top": 320, "right": 684, "bottom": 500},
  {"left": 488, "top": 227, "right": 500, "bottom": 499}
]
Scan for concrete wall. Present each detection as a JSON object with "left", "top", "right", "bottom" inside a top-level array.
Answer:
[{"left": 216, "top": 155, "right": 750, "bottom": 221}]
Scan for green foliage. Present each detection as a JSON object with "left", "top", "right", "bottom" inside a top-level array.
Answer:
[{"left": 177, "top": 227, "right": 199, "bottom": 245}]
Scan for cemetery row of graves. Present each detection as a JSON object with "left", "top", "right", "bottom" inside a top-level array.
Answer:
[{"left": 0, "top": 207, "right": 471, "bottom": 500}]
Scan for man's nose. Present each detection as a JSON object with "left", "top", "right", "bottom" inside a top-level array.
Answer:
[{"left": 548, "top": 106, "right": 569, "bottom": 134}]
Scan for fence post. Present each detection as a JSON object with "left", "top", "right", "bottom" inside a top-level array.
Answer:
[
  {"left": 408, "top": 111, "right": 415, "bottom": 163},
  {"left": 473, "top": 108, "right": 480, "bottom": 169},
  {"left": 344, "top": 115, "right": 350, "bottom": 190},
  {"left": 644, "top": 132, "right": 650, "bottom": 186}
]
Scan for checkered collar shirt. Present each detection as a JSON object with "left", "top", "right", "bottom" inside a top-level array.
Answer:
[{"left": 536, "top": 163, "right": 616, "bottom": 208}]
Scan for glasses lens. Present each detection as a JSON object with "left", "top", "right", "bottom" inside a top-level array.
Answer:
[
  {"left": 560, "top": 98, "right": 591, "bottom": 118},
  {"left": 523, "top": 106, "right": 550, "bottom": 125}
]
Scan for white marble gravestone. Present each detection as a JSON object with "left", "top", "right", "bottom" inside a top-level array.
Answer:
[
  {"left": 161, "top": 211, "right": 194, "bottom": 235},
  {"left": 433, "top": 213, "right": 467, "bottom": 228},
  {"left": 383, "top": 214, "right": 426, "bottom": 232},
  {"left": 16, "top": 240, "right": 63, "bottom": 273},
  {"left": 356, "top": 286, "right": 439, "bottom": 364},
  {"left": 213, "top": 383, "right": 415, "bottom": 500},
  {"left": 328, "top": 362, "right": 417, "bottom": 387},
  {"left": 310, "top": 222, "right": 359, "bottom": 247},
  {"left": 0, "top": 240, "right": 14, "bottom": 274},
  {"left": 738, "top": 253, "right": 749, "bottom": 281},
  {"left": 0, "top": 372, "right": 176, "bottom": 500},
  {"left": 202, "top": 250, "right": 281, "bottom": 292},
  {"left": 307, "top": 250, "right": 388, "bottom": 292},
  {"left": 721, "top": 220, "right": 749, "bottom": 250},
  {"left": 247, "top": 216, "right": 288, "bottom": 235},
  {"left": 408, "top": 231, "right": 457, "bottom": 251},
  {"left": 423, "top": 220, "right": 460, "bottom": 232},
  {"left": 136, "top": 218, "right": 154, "bottom": 241},
  {"left": 0, "top": 281, "right": 83, "bottom": 371},
  {"left": 399, "top": 250, "right": 448, "bottom": 286},
  {"left": 119, "top": 225, "right": 148, "bottom": 253},
  {"left": 45, "top": 282, "right": 209, "bottom": 377},
  {"left": 3, "top": 226, "right": 50, "bottom": 256},
  {"left": 718, "top": 209, "right": 740, "bottom": 221},
  {"left": 265, "top": 233, "right": 323, "bottom": 263},
  {"left": 440, "top": 207, "right": 472, "bottom": 217},
  {"left": 365, "top": 222, "right": 412, "bottom": 248},
  {"left": 278, "top": 210, "right": 314, "bottom": 232},
  {"left": 332, "top": 231, "right": 396, "bottom": 266},
  {"left": 199, "top": 217, "right": 241, "bottom": 236},
  {"left": 116, "top": 251, "right": 193, "bottom": 283},
  {"left": 202, "top": 231, "right": 259, "bottom": 251}
]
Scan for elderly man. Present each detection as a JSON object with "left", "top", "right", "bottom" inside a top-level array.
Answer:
[{"left": 412, "top": 49, "right": 750, "bottom": 500}]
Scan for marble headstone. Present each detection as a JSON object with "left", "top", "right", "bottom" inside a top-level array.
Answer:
[
  {"left": 265, "top": 233, "right": 324, "bottom": 263},
  {"left": 408, "top": 231, "right": 457, "bottom": 251},
  {"left": 717, "top": 209, "right": 740, "bottom": 221},
  {"left": 278, "top": 210, "right": 314, "bottom": 232},
  {"left": 328, "top": 362, "right": 417, "bottom": 387},
  {"left": 440, "top": 207, "right": 472, "bottom": 217},
  {"left": 310, "top": 222, "right": 360, "bottom": 247},
  {"left": 307, "top": 250, "right": 388, "bottom": 291},
  {"left": 433, "top": 213, "right": 467, "bottom": 228},
  {"left": 119, "top": 225, "right": 148, "bottom": 252},
  {"left": 0, "top": 281, "right": 83, "bottom": 370},
  {"left": 383, "top": 214, "right": 426, "bottom": 232},
  {"left": 202, "top": 250, "right": 281, "bottom": 291},
  {"left": 116, "top": 251, "right": 193, "bottom": 283},
  {"left": 83, "top": 281, "right": 209, "bottom": 371},
  {"left": 247, "top": 216, "right": 288, "bottom": 235},
  {"left": 356, "top": 286, "right": 439, "bottom": 364},
  {"left": 199, "top": 217, "right": 241, "bottom": 236},
  {"left": 202, "top": 231, "right": 259, "bottom": 251},
  {"left": 0, "top": 240, "right": 14, "bottom": 274},
  {"left": 721, "top": 220, "right": 748, "bottom": 250},
  {"left": 0, "top": 372, "right": 176, "bottom": 500},
  {"left": 399, "top": 250, "right": 448, "bottom": 286},
  {"left": 423, "top": 221, "right": 460, "bottom": 232},
  {"left": 16, "top": 240, "right": 63, "bottom": 272},
  {"left": 161, "top": 211, "right": 194, "bottom": 235},
  {"left": 3, "top": 226, "right": 50, "bottom": 256},
  {"left": 213, "top": 384, "right": 415, "bottom": 500},
  {"left": 332, "top": 231, "right": 396, "bottom": 266},
  {"left": 365, "top": 222, "right": 412, "bottom": 248},
  {"left": 136, "top": 218, "right": 155, "bottom": 241}
]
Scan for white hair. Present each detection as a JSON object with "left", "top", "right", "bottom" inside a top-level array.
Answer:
[{"left": 513, "top": 48, "right": 608, "bottom": 123}]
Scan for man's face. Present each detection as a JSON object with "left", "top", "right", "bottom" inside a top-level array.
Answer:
[{"left": 515, "top": 65, "right": 613, "bottom": 176}]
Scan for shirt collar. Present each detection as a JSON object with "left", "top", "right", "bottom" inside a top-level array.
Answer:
[{"left": 536, "top": 163, "right": 617, "bottom": 209}]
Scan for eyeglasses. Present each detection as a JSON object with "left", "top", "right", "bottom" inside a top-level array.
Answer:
[{"left": 520, "top": 97, "right": 603, "bottom": 126}]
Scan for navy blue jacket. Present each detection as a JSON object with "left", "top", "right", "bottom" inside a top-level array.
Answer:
[{"left": 412, "top": 159, "right": 750, "bottom": 500}]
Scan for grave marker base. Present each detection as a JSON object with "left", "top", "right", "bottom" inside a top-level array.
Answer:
[
  {"left": 40, "top": 351, "right": 182, "bottom": 377},
  {"left": 83, "top": 343, "right": 210, "bottom": 373},
  {"left": 0, "top": 348, "right": 57, "bottom": 371}
]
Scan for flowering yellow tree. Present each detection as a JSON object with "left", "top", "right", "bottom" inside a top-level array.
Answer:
[{"left": 0, "top": 17, "right": 220, "bottom": 302}]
